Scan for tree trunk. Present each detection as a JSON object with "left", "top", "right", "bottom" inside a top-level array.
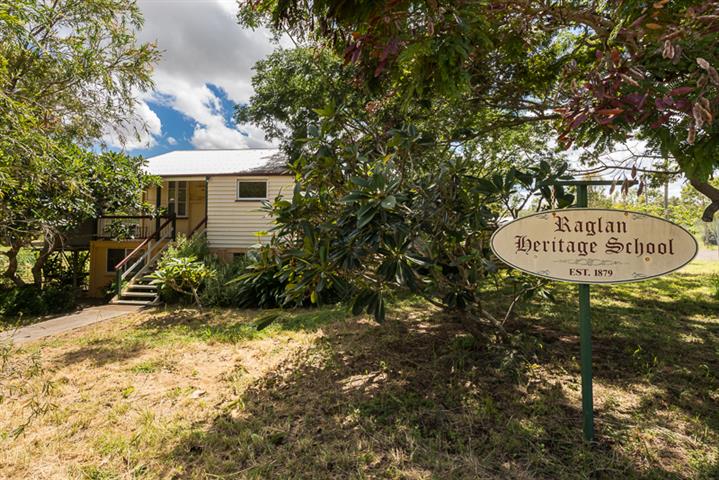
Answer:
[
  {"left": 689, "top": 178, "right": 719, "bottom": 222},
  {"left": 31, "top": 234, "right": 59, "bottom": 288},
  {"left": 3, "top": 239, "right": 24, "bottom": 286}
]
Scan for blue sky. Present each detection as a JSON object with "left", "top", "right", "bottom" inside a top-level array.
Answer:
[
  {"left": 132, "top": 84, "right": 247, "bottom": 158},
  {"left": 104, "top": 0, "right": 282, "bottom": 158}
]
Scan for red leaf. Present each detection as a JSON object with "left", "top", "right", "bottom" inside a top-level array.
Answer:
[
  {"left": 669, "top": 86, "right": 694, "bottom": 96},
  {"left": 650, "top": 113, "right": 671, "bottom": 128},
  {"left": 697, "top": 57, "right": 711, "bottom": 70},
  {"left": 596, "top": 108, "right": 624, "bottom": 116},
  {"left": 570, "top": 112, "right": 588, "bottom": 129},
  {"left": 674, "top": 99, "right": 690, "bottom": 111},
  {"left": 373, "top": 59, "right": 386, "bottom": 77}
]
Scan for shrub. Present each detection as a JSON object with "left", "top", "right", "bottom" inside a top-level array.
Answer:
[
  {"left": 0, "top": 286, "right": 47, "bottom": 316},
  {"left": 225, "top": 248, "right": 289, "bottom": 308},
  {"left": 0, "top": 284, "right": 77, "bottom": 317},
  {"left": 41, "top": 284, "right": 78, "bottom": 313},
  {"left": 150, "top": 256, "right": 213, "bottom": 307},
  {"left": 153, "top": 234, "right": 331, "bottom": 309},
  {"left": 199, "top": 257, "right": 248, "bottom": 307},
  {"left": 164, "top": 233, "right": 211, "bottom": 260}
]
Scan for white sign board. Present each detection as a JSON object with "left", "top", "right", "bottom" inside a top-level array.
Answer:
[{"left": 490, "top": 209, "right": 698, "bottom": 284}]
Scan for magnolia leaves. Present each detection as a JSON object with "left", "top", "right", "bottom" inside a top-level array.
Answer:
[
  {"left": 352, "top": 289, "right": 386, "bottom": 323},
  {"left": 342, "top": 171, "right": 403, "bottom": 229}
]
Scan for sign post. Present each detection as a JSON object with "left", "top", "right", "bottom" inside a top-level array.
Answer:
[
  {"left": 490, "top": 180, "right": 698, "bottom": 443},
  {"left": 567, "top": 181, "right": 598, "bottom": 442}
]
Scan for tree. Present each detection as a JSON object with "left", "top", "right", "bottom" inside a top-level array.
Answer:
[
  {"left": 238, "top": 0, "right": 719, "bottom": 220},
  {"left": 1, "top": 0, "right": 158, "bottom": 144},
  {"left": 235, "top": 47, "right": 570, "bottom": 335},
  {"left": 0, "top": 0, "right": 159, "bottom": 286},
  {"left": 0, "top": 147, "right": 153, "bottom": 286},
  {"left": 236, "top": 48, "right": 359, "bottom": 158}
]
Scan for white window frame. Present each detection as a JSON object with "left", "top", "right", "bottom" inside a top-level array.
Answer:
[
  {"left": 167, "top": 180, "right": 189, "bottom": 218},
  {"left": 236, "top": 179, "right": 269, "bottom": 201}
]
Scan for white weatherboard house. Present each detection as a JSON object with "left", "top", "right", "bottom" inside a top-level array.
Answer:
[{"left": 87, "top": 149, "right": 293, "bottom": 303}]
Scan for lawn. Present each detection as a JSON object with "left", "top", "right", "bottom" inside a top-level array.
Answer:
[{"left": 1, "top": 262, "right": 718, "bottom": 479}]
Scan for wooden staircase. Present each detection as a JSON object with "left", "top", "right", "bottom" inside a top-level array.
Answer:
[
  {"left": 110, "top": 216, "right": 175, "bottom": 307},
  {"left": 110, "top": 216, "right": 207, "bottom": 307},
  {"left": 114, "top": 275, "right": 162, "bottom": 306}
]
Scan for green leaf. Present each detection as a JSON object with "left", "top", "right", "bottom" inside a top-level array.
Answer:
[
  {"left": 352, "top": 289, "right": 373, "bottom": 315},
  {"left": 350, "top": 176, "right": 372, "bottom": 188},
  {"left": 373, "top": 294, "right": 385, "bottom": 323},
  {"left": 380, "top": 195, "right": 396, "bottom": 209},
  {"left": 341, "top": 191, "right": 370, "bottom": 203},
  {"left": 356, "top": 204, "right": 378, "bottom": 228}
]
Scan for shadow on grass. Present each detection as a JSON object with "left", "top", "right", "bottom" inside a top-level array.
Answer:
[
  {"left": 51, "top": 268, "right": 718, "bottom": 478},
  {"left": 56, "top": 337, "right": 148, "bottom": 367},
  {"left": 160, "top": 302, "right": 716, "bottom": 479},
  {"left": 134, "top": 306, "right": 348, "bottom": 343},
  {"left": 514, "top": 275, "right": 719, "bottom": 440},
  {"left": 54, "top": 307, "right": 347, "bottom": 368}
]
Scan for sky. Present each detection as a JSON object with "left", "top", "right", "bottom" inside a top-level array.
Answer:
[{"left": 103, "top": 0, "right": 282, "bottom": 157}]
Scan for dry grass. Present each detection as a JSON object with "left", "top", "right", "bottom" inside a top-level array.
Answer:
[{"left": 1, "top": 263, "right": 719, "bottom": 479}]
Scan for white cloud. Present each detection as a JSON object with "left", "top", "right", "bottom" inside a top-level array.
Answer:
[
  {"left": 103, "top": 99, "right": 162, "bottom": 150},
  {"left": 167, "top": 136, "right": 177, "bottom": 145},
  {"left": 135, "top": 0, "right": 281, "bottom": 150}
]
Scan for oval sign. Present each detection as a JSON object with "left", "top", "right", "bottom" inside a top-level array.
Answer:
[{"left": 490, "top": 209, "right": 698, "bottom": 284}]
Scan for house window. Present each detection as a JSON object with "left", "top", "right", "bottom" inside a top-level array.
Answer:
[
  {"left": 107, "top": 248, "right": 129, "bottom": 273},
  {"left": 168, "top": 181, "right": 188, "bottom": 217},
  {"left": 237, "top": 180, "right": 268, "bottom": 200}
]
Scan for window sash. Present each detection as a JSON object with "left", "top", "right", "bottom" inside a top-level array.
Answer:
[
  {"left": 237, "top": 180, "right": 268, "bottom": 200},
  {"left": 168, "top": 181, "right": 188, "bottom": 217}
]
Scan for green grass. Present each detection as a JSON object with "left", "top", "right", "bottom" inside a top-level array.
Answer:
[{"left": 2, "top": 262, "right": 719, "bottom": 479}]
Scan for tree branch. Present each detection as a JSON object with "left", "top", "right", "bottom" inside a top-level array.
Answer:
[{"left": 689, "top": 178, "right": 719, "bottom": 222}]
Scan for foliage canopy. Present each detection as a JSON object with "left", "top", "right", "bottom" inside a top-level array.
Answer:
[{"left": 239, "top": 0, "right": 719, "bottom": 217}]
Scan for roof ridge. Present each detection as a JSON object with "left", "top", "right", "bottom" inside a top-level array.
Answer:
[
  {"left": 143, "top": 148, "right": 288, "bottom": 176},
  {"left": 145, "top": 148, "right": 281, "bottom": 160},
  {"left": 168, "top": 147, "right": 277, "bottom": 152}
]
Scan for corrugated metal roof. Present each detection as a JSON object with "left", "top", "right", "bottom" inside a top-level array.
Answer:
[{"left": 143, "top": 149, "right": 288, "bottom": 177}]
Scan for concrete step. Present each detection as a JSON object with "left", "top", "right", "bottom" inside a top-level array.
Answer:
[
  {"left": 121, "top": 291, "right": 158, "bottom": 298},
  {"left": 113, "top": 299, "right": 154, "bottom": 306},
  {"left": 127, "top": 284, "right": 157, "bottom": 290}
]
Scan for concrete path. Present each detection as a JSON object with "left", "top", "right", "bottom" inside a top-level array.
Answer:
[
  {"left": 0, "top": 304, "right": 142, "bottom": 346},
  {"left": 695, "top": 248, "right": 719, "bottom": 262}
]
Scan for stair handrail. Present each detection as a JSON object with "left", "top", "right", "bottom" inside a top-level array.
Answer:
[
  {"left": 114, "top": 214, "right": 176, "bottom": 299},
  {"left": 188, "top": 216, "right": 208, "bottom": 238}
]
